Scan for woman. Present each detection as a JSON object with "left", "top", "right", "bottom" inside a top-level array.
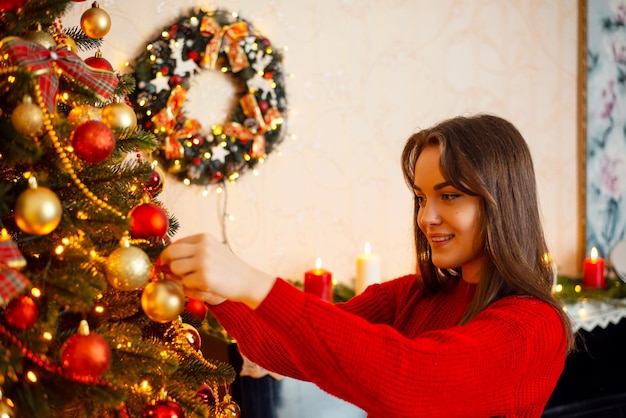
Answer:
[{"left": 160, "top": 114, "right": 575, "bottom": 417}]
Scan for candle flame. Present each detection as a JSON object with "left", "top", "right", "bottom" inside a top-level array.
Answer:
[
  {"left": 315, "top": 257, "right": 322, "bottom": 269},
  {"left": 590, "top": 247, "right": 598, "bottom": 261},
  {"left": 364, "top": 242, "right": 371, "bottom": 254}
]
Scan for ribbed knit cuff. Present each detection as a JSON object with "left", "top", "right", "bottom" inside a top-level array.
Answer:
[{"left": 254, "top": 278, "right": 308, "bottom": 331}]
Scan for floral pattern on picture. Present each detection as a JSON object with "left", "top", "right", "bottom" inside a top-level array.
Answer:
[{"left": 585, "top": 0, "right": 626, "bottom": 259}]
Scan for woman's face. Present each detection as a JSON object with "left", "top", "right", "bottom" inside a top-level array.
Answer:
[{"left": 413, "top": 145, "right": 484, "bottom": 282}]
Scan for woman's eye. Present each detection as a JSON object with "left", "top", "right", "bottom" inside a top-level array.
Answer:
[
  {"left": 442, "top": 193, "right": 461, "bottom": 201},
  {"left": 415, "top": 195, "right": 426, "bottom": 206}
]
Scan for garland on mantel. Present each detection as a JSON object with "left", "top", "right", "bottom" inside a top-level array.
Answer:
[
  {"left": 554, "top": 275, "right": 626, "bottom": 304},
  {"left": 130, "top": 8, "right": 287, "bottom": 186}
]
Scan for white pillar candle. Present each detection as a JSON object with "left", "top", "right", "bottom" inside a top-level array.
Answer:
[{"left": 355, "top": 242, "right": 381, "bottom": 294}]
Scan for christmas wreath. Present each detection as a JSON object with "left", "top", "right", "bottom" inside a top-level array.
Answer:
[{"left": 130, "top": 9, "right": 287, "bottom": 186}]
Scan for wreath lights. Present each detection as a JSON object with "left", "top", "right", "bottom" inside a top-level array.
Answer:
[{"left": 129, "top": 8, "right": 288, "bottom": 186}]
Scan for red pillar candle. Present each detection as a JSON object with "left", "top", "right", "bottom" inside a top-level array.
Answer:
[
  {"left": 304, "top": 257, "right": 333, "bottom": 302},
  {"left": 583, "top": 247, "right": 605, "bottom": 288}
]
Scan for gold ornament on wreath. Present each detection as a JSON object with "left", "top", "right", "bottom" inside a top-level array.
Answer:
[{"left": 129, "top": 8, "right": 288, "bottom": 186}]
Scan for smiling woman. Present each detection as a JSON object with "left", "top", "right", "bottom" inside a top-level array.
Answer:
[{"left": 129, "top": 8, "right": 288, "bottom": 186}]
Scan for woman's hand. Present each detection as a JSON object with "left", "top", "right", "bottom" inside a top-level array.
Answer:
[{"left": 158, "top": 233, "right": 276, "bottom": 308}]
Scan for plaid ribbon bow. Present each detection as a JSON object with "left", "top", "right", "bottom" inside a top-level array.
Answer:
[
  {"left": 0, "top": 264, "right": 29, "bottom": 306},
  {"left": 0, "top": 37, "right": 119, "bottom": 112}
]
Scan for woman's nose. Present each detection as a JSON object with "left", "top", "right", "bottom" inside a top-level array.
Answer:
[{"left": 419, "top": 201, "right": 442, "bottom": 226}]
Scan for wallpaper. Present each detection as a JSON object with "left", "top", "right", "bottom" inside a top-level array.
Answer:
[{"left": 62, "top": 0, "right": 579, "bottom": 283}]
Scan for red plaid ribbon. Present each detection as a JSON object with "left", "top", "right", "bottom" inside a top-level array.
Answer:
[
  {"left": 0, "top": 37, "right": 119, "bottom": 112},
  {"left": 0, "top": 264, "right": 29, "bottom": 304},
  {"left": 0, "top": 238, "right": 26, "bottom": 269}
]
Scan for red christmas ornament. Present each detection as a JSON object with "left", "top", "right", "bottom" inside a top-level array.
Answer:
[
  {"left": 4, "top": 295, "right": 38, "bottom": 330},
  {"left": 144, "top": 166, "right": 165, "bottom": 198},
  {"left": 180, "top": 323, "right": 201, "bottom": 351},
  {"left": 141, "top": 400, "right": 185, "bottom": 417},
  {"left": 0, "top": 0, "right": 27, "bottom": 12},
  {"left": 129, "top": 203, "right": 169, "bottom": 239},
  {"left": 61, "top": 320, "right": 112, "bottom": 381},
  {"left": 184, "top": 298, "right": 207, "bottom": 321},
  {"left": 85, "top": 55, "right": 114, "bottom": 71},
  {"left": 196, "top": 384, "right": 215, "bottom": 405},
  {"left": 71, "top": 120, "right": 116, "bottom": 164}
]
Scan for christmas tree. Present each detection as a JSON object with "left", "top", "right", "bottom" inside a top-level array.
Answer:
[{"left": 0, "top": 0, "right": 236, "bottom": 416}]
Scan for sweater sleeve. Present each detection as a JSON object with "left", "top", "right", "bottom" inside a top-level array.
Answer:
[
  {"left": 208, "top": 278, "right": 403, "bottom": 380},
  {"left": 249, "top": 279, "right": 567, "bottom": 417}
]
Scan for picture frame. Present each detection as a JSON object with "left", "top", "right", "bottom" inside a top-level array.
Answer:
[{"left": 579, "top": 0, "right": 626, "bottom": 262}]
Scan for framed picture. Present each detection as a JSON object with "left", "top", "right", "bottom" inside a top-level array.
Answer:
[{"left": 579, "top": 0, "right": 626, "bottom": 262}]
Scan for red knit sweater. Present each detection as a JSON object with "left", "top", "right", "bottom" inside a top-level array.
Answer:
[{"left": 210, "top": 275, "right": 567, "bottom": 417}]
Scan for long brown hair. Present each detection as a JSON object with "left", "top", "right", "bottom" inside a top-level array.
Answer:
[{"left": 401, "top": 114, "right": 574, "bottom": 351}]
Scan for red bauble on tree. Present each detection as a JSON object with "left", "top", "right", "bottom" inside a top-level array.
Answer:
[
  {"left": 0, "top": 0, "right": 26, "bottom": 12},
  {"left": 142, "top": 399, "right": 185, "bottom": 418},
  {"left": 61, "top": 320, "right": 112, "bottom": 381},
  {"left": 85, "top": 54, "right": 114, "bottom": 71},
  {"left": 71, "top": 120, "right": 116, "bottom": 164},
  {"left": 180, "top": 323, "right": 201, "bottom": 351},
  {"left": 196, "top": 384, "right": 215, "bottom": 406},
  {"left": 184, "top": 298, "right": 207, "bottom": 321},
  {"left": 144, "top": 166, "right": 165, "bottom": 198},
  {"left": 4, "top": 295, "right": 38, "bottom": 330},
  {"left": 129, "top": 203, "right": 169, "bottom": 239}
]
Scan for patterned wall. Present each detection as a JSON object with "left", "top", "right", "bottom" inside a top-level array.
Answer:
[{"left": 64, "top": 0, "right": 580, "bottom": 283}]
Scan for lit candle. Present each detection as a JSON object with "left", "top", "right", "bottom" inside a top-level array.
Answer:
[
  {"left": 355, "top": 242, "right": 381, "bottom": 294},
  {"left": 304, "top": 257, "right": 333, "bottom": 302},
  {"left": 583, "top": 247, "right": 605, "bottom": 288}
]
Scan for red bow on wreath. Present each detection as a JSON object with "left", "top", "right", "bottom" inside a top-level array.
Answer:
[
  {"left": 0, "top": 37, "right": 119, "bottom": 112},
  {"left": 152, "top": 85, "right": 202, "bottom": 159}
]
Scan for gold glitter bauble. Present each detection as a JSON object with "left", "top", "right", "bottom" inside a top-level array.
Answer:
[
  {"left": 14, "top": 182, "right": 62, "bottom": 235},
  {"left": 68, "top": 105, "right": 101, "bottom": 126},
  {"left": 141, "top": 280, "right": 185, "bottom": 323},
  {"left": 56, "top": 34, "right": 77, "bottom": 52},
  {"left": 80, "top": 5, "right": 111, "bottom": 39},
  {"left": 101, "top": 102, "right": 137, "bottom": 139},
  {"left": 23, "top": 30, "right": 56, "bottom": 49},
  {"left": 105, "top": 245, "right": 151, "bottom": 291},
  {"left": 11, "top": 95, "right": 43, "bottom": 135}
]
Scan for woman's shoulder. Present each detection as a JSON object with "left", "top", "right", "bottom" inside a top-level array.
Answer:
[{"left": 478, "top": 295, "right": 567, "bottom": 338}]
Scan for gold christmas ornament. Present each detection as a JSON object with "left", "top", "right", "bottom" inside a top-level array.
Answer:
[
  {"left": 11, "top": 95, "right": 43, "bottom": 135},
  {"left": 80, "top": 3, "right": 111, "bottom": 39},
  {"left": 56, "top": 34, "right": 77, "bottom": 52},
  {"left": 141, "top": 279, "right": 185, "bottom": 323},
  {"left": 101, "top": 101, "right": 137, "bottom": 139},
  {"left": 14, "top": 177, "right": 62, "bottom": 236},
  {"left": 23, "top": 28, "right": 56, "bottom": 49},
  {"left": 105, "top": 238, "right": 151, "bottom": 291},
  {"left": 68, "top": 104, "right": 101, "bottom": 126}
]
